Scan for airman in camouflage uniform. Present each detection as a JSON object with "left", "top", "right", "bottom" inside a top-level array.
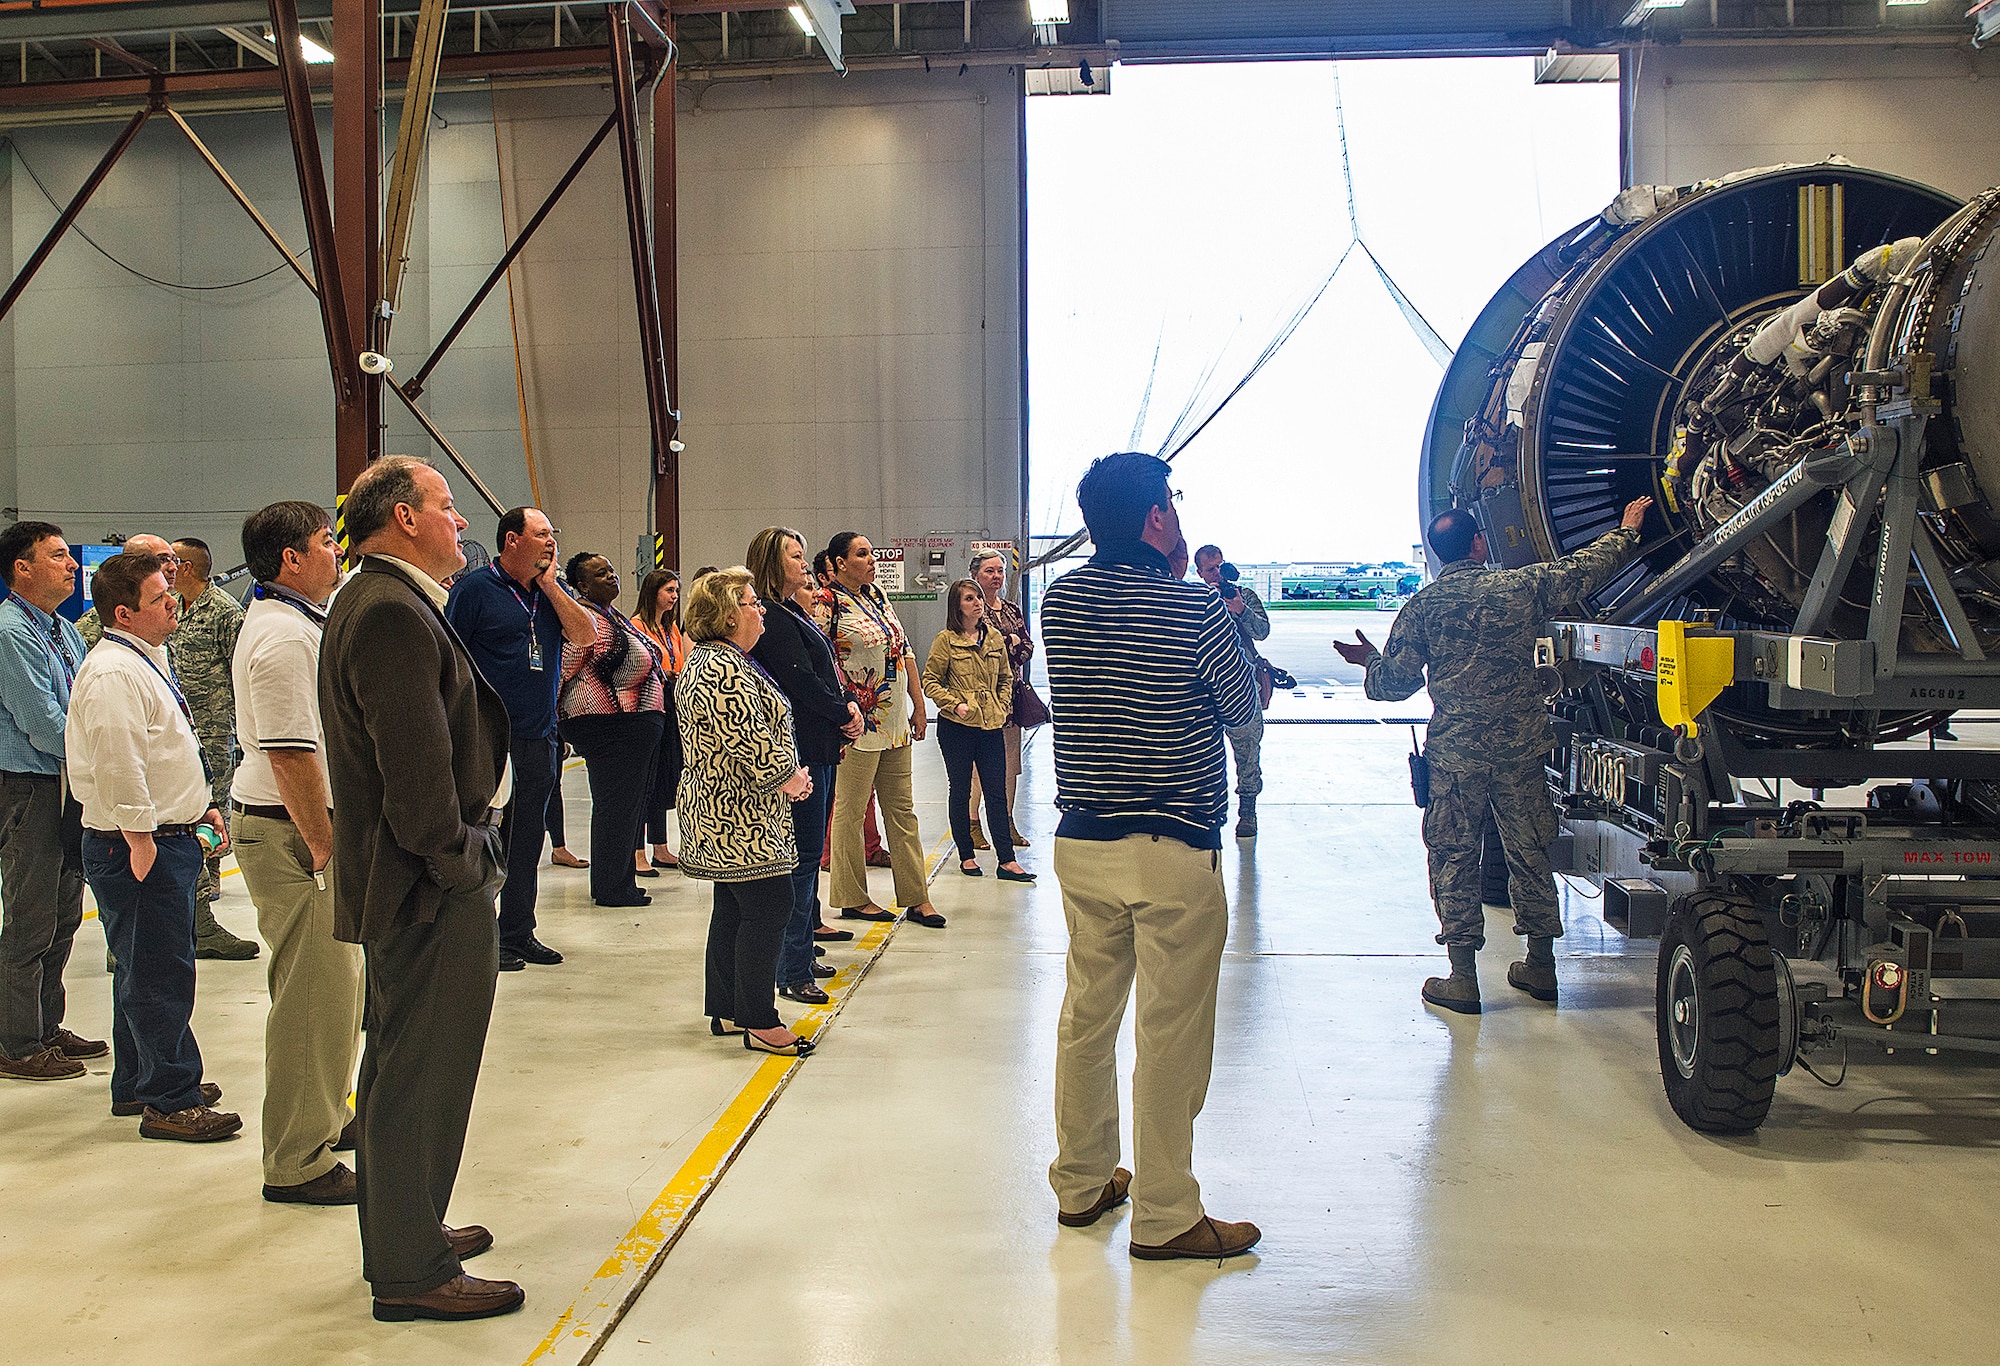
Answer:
[
  {"left": 1337, "top": 496, "right": 1650, "bottom": 1014},
  {"left": 169, "top": 541, "right": 247, "bottom": 934}
]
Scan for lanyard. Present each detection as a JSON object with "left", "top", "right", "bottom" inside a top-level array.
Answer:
[
  {"left": 493, "top": 564, "right": 547, "bottom": 669},
  {"left": 104, "top": 633, "right": 194, "bottom": 726},
  {"left": 29, "top": 609, "right": 76, "bottom": 688},
  {"left": 252, "top": 582, "right": 327, "bottom": 627},
  {"left": 731, "top": 641, "right": 780, "bottom": 691}
]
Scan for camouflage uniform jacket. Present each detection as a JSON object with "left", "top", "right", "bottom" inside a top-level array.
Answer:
[
  {"left": 171, "top": 583, "right": 244, "bottom": 795},
  {"left": 1364, "top": 528, "right": 1639, "bottom": 769}
]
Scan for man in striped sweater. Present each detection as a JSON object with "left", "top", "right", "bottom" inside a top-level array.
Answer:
[{"left": 1040, "top": 451, "right": 1263, "bottom": 1262}]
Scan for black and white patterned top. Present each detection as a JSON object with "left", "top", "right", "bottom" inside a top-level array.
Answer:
[{"left": 674, "top": 640, "right": 800, "bottom": 882}]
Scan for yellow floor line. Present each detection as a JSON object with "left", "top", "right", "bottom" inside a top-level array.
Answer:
[{"left": 523, "top": 832, "right": 951, "bottom": 1366}]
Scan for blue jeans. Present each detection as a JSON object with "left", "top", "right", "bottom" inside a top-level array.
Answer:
[
  {"left": 776, "top": 762, "right": 836, "bottom": 989},
  {"left": 83, "top": 830, "right": 207, "bottom": 1113}
]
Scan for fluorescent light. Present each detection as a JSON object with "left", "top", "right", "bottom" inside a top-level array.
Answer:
[
  {"left": 789, "top": 4, "right": 816, "bottom": 36},
  {"left": 1640, "top": 0, "right": 1685, "bottom": 7},
  {"left": 264, "top": 26, "right": 334, "bottom": 63},
  {"left": 1030, "top": 1, "right": 1072, "bottom": 22},
  {"left": 1885, "top": 0, "right": 1928, "bottom": 6}
]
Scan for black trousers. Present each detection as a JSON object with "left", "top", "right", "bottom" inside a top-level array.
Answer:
[
  {"left": 937, "top": 717, "right": 1013, "bottom": 863},
  {"left": 560, "top": 710, "right": 664, "bottom": 904},
  {"left": 498, "top": 730, "right": 559, "bottom": 950},
  {"left": 0, "top": 773, "right": 85, "bottom": 1058},
  {"left": 355, "top": 879, "right": 500, "bottom": 1297},
  {"left": 639, "top": 693, "right": 684, "bottom": 849},
  {"left": 703, "top": 875, "right": 792, "bottom": 1031}
]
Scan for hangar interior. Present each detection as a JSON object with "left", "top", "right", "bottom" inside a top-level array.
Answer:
[{"left": 6, "top": 2, "right": 2000, "bottom": 1362}]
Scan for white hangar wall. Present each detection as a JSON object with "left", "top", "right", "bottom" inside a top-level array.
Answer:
[{"left": 1626, "top": 41, "right": 2000, "bottom": 200}]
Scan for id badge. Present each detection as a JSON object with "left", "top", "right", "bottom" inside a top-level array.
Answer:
[
  {"left": 529, "top": 636, "right": 545, "bottom": 672},
  {"left": 884, "top": 655, "right": 897, "bottom": 682}
]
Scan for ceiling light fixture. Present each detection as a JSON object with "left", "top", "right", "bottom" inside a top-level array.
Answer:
[
  {"left": 1030, "top": 1, "right": 1072, "bottom": 22},
  {"left": 263, "top": 26, "right": 335, "bottom": 63},
  {"left": 789, "top": 5, "right": 816, "bottom": 37}
]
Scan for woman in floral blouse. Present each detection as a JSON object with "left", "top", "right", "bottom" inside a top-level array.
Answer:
[{"left": 822, "top": 531, "right": 944, "bottom": 929}]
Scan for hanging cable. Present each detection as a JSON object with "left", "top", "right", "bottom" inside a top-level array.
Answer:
[
  {"left": 491, "top": 111, "right": 544, "bottom": 507},
  {"left": 1, "top": 135, "right": 305, "bottom": 292}
]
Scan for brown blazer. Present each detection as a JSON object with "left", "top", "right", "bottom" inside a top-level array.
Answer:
[{"left": 319, "top": 557, "right": 511, "bottom": 945}]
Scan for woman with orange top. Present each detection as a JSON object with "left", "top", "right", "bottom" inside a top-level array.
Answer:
[{"left": 633, "top": 568, "right": 688, "bottom": 876}]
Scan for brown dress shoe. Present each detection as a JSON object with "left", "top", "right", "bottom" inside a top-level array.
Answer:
[
  {"left": 0, "top": 1045, "right": 87, "bottom": 1082},
  {"left": 1058, "top": 1167, "right": 1132, "bottom": 1228},
  {"left": 264, "top": 1161, "right": 357, "bottom": 1205},
  {"left": 139, "top": 1103, "right": 243, "bottom": 1142},
  {"left": 1129, "top": 1215, "right": 1262, "bottom": 1261},
  {"left": 373, "top": 1273, "right": 524, "bottom": 1322},
  {"left": 113, "top": 1080, "right": 219, "bottom": 1117},
  {"left": 444, "top": 1223, "right": 494, "bottom": 1260},
  {"left": 44, "top": 1027, "right": 109, "bottom": 1060}
]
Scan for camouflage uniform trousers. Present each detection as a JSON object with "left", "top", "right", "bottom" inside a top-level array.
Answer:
[
  {"left": 1422, "top": 755, "right": 1562, "bottom": 949},
  {"left": 195, "top": 734, "right": 234, "bottom": 905},
  {"left": 1225, "top": 711, "right": 1264, "bottom": 799}
]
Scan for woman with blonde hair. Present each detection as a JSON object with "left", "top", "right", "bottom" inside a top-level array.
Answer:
[
  {"left": 925, "top": 579, "right": 1032, "bottom": 882},
  {"left": 632, "top": 568, "right": 687, "bottom": 874},
  {"left": 678, "top": 567, "right": 817, "bottom": 1055}
]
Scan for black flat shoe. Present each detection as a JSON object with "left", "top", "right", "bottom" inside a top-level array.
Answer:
[
  {"left": 811, "top": 960, "right": 836, "bottom": 979},
  {"left": 779, "top": 983, "right": 830, "bottom": 1005},
  {"left": 905, "top": 908, "right": 947, "bottom": 929},
  {"left": 813, "top": 926, "right": 854, "bottom": 942},
  {"left": 961, "top": 861, "right": 984, "bottom": 877},
  {"left": 838, "top": 906, "right": 897, "bottom": 922},
  {"left": 594, "top": 893, "right": 652, "bottom": 908},
  {"left": 710, "top": 1017, "right": 745, "bottom": 1036},
  {"left": 634, "top": 867, "right": 662, "bottom": 878},
  {"left": 813, "top": 945, "right": 826, "bottom": 957},
  {"left": 996, "top": 867, "right": 1037, "bottom": 884},
  {"left": 745, "top": 1030, "right": 815, "bottom": 1056}
]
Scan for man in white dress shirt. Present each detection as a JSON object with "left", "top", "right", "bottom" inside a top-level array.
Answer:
[{"left": 67, "top": 551, "right": 237, "bottom": 1142}]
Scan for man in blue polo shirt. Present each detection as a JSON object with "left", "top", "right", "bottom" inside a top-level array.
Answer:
[
  {"left": 445, "top": 508, "right": 595, "bottom": 972},
  {"left": 0, "top": 521, "right": 100, "bottom": 1082}
]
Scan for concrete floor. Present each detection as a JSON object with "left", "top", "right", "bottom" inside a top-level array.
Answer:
[{"left": 6, "top": 730, "right": 2000, "bottom": 1364}]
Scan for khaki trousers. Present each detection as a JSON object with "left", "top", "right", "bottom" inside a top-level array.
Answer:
[
  {"left": 1049, "top": 833, "right": 1228, "bottom": 1244},
  {"left": 829, "top": 743, "right": 928, "bottom": 910},
  {"left": 233, "top": 810, "right": 363, "bottom": 1187}
]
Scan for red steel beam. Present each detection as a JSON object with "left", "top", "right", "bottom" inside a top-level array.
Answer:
[
  {"left": 0, "top": 94, "right": 154, "bottom": 321},
  {"left": 606, "top": 5, "right": 677, "bottom": 559},
  {"left": 332, "top": 0, "right": 383, "bottom": 490},
  {"left": 650, "top": 7, "right": 680, "bottom": 565}
]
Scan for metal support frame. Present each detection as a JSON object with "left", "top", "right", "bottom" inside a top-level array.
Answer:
[
  {"left": 607, "top": 3, "right": 679, "bottom": 557},
  {"left": 380, "top": 0, "right": 450, "bottom": 340},
  {"left": 401, "top": 111, "right": 619, "bottom": 400},
  {"left": 0, "top": 95, "right": 154, "bottom": 322},
  {"left": 1794, "top": 461, "right": 1889, "bottom": 636}
]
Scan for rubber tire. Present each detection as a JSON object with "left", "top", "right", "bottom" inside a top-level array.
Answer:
[{"left": 1656, "top": 892, "right": 1780, "bottom": 1134}]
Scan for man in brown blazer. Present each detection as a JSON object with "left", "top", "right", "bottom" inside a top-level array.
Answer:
[{"left": 318, "top": 456, "right": 521, "bottom": 1323}]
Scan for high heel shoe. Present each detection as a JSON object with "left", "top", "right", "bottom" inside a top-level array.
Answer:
[
  {"left": 710, "top": 1017, "right": 745, "bottom": 1036},
  {"left": 745, "top": 1029, "right": 814, "bottom": 1057}
]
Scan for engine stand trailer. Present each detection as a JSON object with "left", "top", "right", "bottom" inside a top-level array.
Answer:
[{"left": 1546, "top": 611, "right": 2000, "bottom": 1133}]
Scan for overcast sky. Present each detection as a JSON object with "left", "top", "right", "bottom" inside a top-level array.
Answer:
[{"left": 1026, "top": 57, "right": 1620, "bottom": 565}]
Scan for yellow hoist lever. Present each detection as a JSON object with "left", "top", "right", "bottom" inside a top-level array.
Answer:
[{"left": 1655, "top": 620, "right": 1734, "bottom": 737}]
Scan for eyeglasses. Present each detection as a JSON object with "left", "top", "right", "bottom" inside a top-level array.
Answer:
[{"left": 1165, "top": 488, "right": 1184, "bottom": 503}]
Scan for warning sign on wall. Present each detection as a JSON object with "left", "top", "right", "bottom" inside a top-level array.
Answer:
[
  {"left": 969, "top": 540, "right": 1018, "bottom": 573},
  {"left": 872, "top": 545, "right": 906, "bottom": 593}
]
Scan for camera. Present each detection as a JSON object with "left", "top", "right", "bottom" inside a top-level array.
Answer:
[{"left": 1218, "top": 561, "right": 1241, "bottom": 601}]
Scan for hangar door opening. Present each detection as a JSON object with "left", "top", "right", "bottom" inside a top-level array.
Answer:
[{"left": 1024, "top": 58, "right": 1619, "bottom": 706}]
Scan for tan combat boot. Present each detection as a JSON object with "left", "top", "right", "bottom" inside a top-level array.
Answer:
[{"left": 1422, "top": 945, "right": 1481, "bottom": 1014}]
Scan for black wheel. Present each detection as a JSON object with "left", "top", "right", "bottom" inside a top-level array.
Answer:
[{"left": 1657, "top": 892, "right": 1780, "bottom": 1133}]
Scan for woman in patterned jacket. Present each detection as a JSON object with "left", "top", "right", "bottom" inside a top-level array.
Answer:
[{"left": 678, "top": 567, "right": 819, "bottom": 1057}]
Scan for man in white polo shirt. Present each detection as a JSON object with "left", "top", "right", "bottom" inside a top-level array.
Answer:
[
  {"left": 232, "top": 501, "right": 362, "bottom": 1204},
  {"left": 68, "top": 550, "right": 237, "bottom": 1142}
]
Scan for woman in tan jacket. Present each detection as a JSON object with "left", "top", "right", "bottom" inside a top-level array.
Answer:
[{"left": 923, "top": 580, "right": 1034, "bottom": 883}]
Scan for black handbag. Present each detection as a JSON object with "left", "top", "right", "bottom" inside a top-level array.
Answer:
[{"left": 1011, "top": 679, "right": 1052, "bottom": 730}]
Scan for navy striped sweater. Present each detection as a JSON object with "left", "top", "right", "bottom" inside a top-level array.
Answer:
[{"left": 1040, "top": 542, "right": 1260, "bottom": 849}]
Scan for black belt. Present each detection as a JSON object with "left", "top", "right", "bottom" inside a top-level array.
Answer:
[
  {"left": 231, "top": 800, "right": 293, "bottom": 822},
  {"left": 87, "top": 822, "right": 200, "bottom": 838}
]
